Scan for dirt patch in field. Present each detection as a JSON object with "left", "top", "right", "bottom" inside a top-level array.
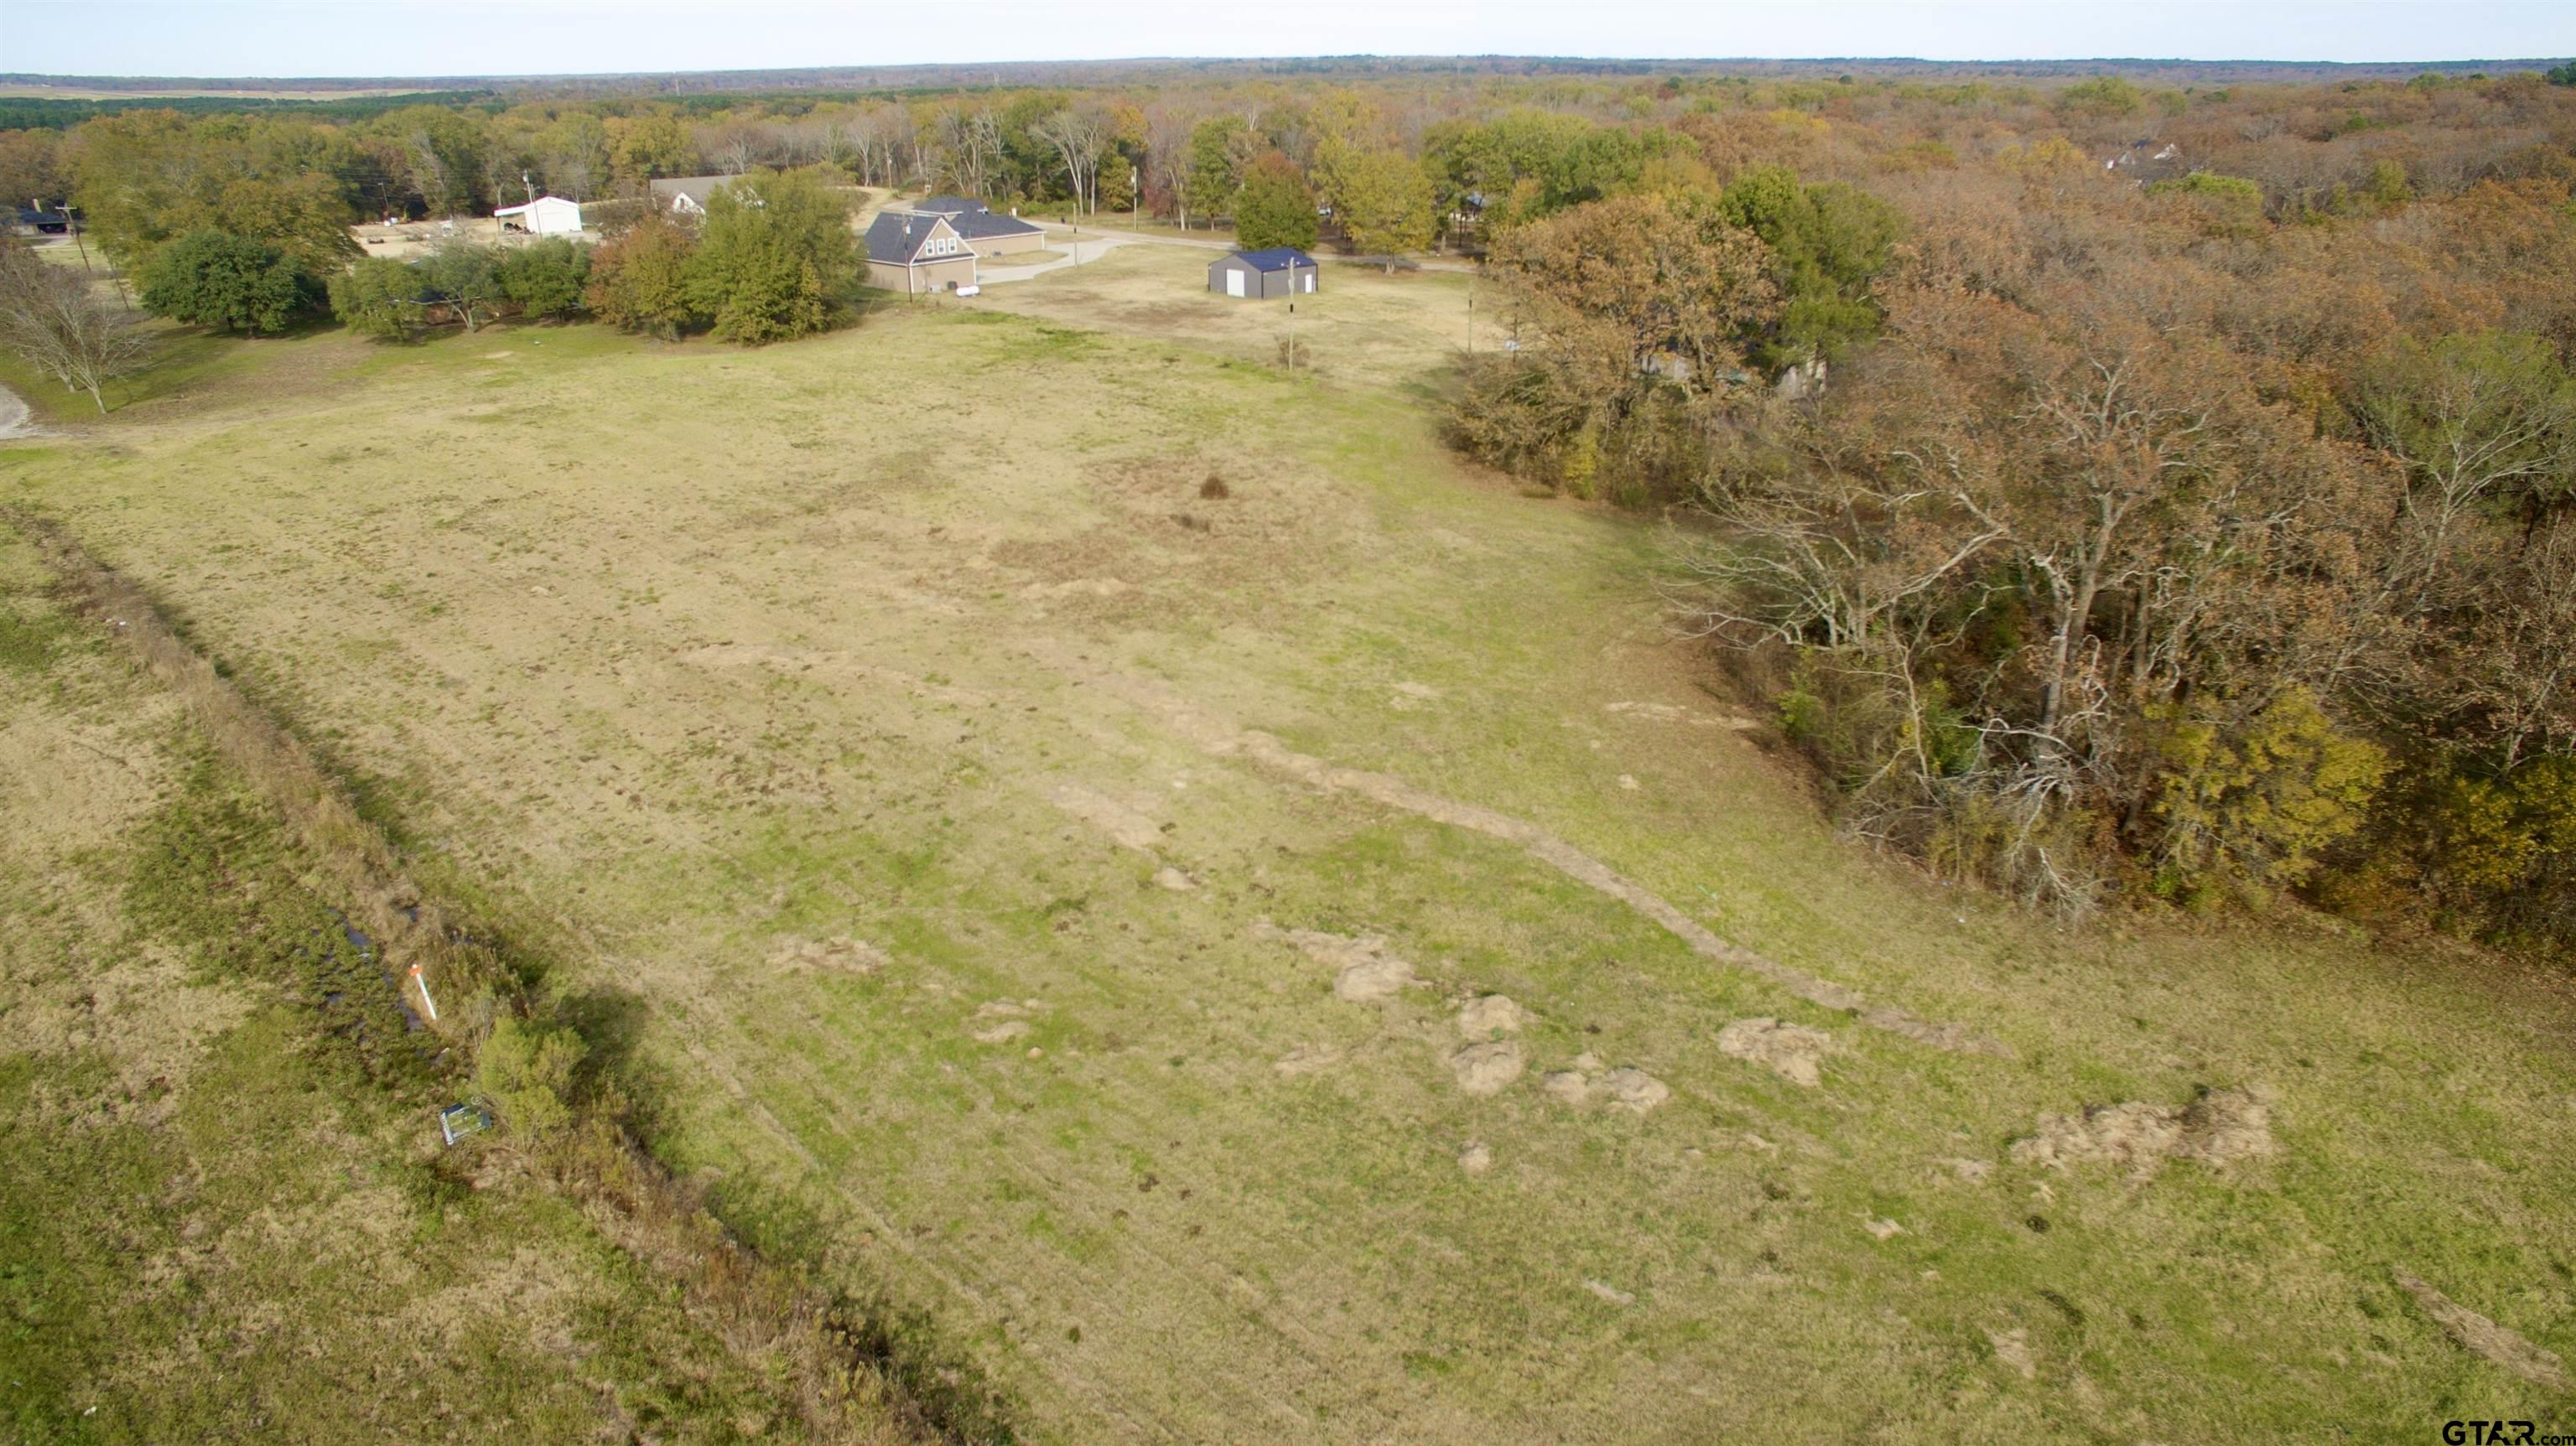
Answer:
[
  {"left": 1596, "top": 1067, "right": 1671, "bottom": 1114},
  {"left": 1456, "top": 994, "right": 1526, "bottom": 1037},
  {"left": 1717, "top": 1018, "right": 1836, "bottom": 1087},
  {"left": 1273, "top": 1044, "right": 1343, "bottom": 1076},
  {"left": 1264, "top": 925, "right": 1420, "bottom": 1002},
  {"left": 1046, "top": 780, "right": 1165, "bottom": 851},
  {"left": 2394, "top": 1267, "right": 2573, "bottom": 1390},
  {"left": 2009, "top": 1086, "right": 2275, "bottom": 1178},
  {"left": 767, "top": 935, "right": 891, "bottom": 973},
  {"left": 1449, "top": 1039, "right": 1526, "bottom": 1096},
  {"left": 1535, "top": 1065, "right": 1669, "bottom": 1113},
  {"left": 1988, "top": 1328, "right": 2038, "bottom": 1379},
  {"left": 969, "top": 999, "right": 1039, "bottom": 1044}
]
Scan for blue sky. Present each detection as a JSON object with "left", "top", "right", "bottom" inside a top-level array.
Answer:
[{"left": 2, "top": 0, "right": 2567, "bottom": 77}]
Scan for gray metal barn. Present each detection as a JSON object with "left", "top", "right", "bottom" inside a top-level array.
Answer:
[{"left": 1208, "top": 247, "right": 1319, "bottom": 299}]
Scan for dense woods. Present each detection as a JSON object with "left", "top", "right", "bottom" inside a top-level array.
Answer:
[
  {"left": 1440, "top": 69, "right": 2576, "bottom": 957},
  {"left": 5, "top": 59, "right": 2574, "bottom": 956}
]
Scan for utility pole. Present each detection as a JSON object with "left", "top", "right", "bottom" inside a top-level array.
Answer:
[
  {"left": 1467, "top": 274, "right": 1474, "bottom": 353},
  {"left": 522, "top": 170, "right": 536, "bottom": 206},
  {"left": 1285, "top": 298, "right": 1295, "bottom": 376}
]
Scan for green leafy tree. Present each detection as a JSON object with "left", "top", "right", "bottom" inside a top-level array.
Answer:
[
  {"left": 136, "top": 230, "right": 309, "bottom": 334},
  {"left": 327, "top": 256, "right": 424, "bottom": 340},
  {"left": 685, "top": 168, "right": 851, "bottom": 344},
  {"left": 371, "top": 104, "right": 491, "bottom": 217},
  {"left": 2057, "top": 75, "right": 2144, "bottom": 118},
  {"left": 585, "top": 211, "right": 701, "bottom": 339},
  {"left": 1334, "top": 148, "right": 1435, "bottom": 267},
  {"left": 1233, "top": 153, "right": 1317, "bottom": 251},
  {"left": 1186, "top": 116, "right": 1255, "bottom": 223},
  {"left": 1714, "top": 166, "right": 1904, "bottom": 365},
  {"left": 67, "top": 111, "right": 362, "bottom": 275},
  {"left": 418, "top": 241, "right": 506, "bottom": 332},
  {"left": 2547, "top": 60, "right": 2576, "bottom": 86},
  {"left": 607, "top": 109, "right": 699, "bottom": 187},
  {"left": 497, "top": 237, "right": 590, "bottom": 320}
]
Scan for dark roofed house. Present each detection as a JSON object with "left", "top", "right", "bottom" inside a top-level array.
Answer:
[
  {"left": 1208, "top": 247, "right": 1318, "bottom": 299},
  {"left": 864, "top": 211, "right": 980, "bottom": 295},
  {"left": 889, "top": 196, "right": 1046, "bottom": 257}
]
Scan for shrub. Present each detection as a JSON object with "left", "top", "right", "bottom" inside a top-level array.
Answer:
[
  {"left": 2140, "top": 689, "right": 2388, "bottom": 907},
  {"left": 136, "top": 230, "right": 309, "bottom": 334},
  {"left": 477, "top": 1014, "right": 588, "bottom": 1140},
  {"left": 2057, "top": 75, "right": 2144, "bottom": 117},
  {"left": 585, "top": 212, "right": 700, "bottom": 339},
  {"left": 497, "top": 237, "right": 590, "bottom": 320},
  {"left": 326, "top": 257, "right": 423, "bottom": 340},
  {"left": 2147, "top": 171, "right": 2267, "bottom": 231}
]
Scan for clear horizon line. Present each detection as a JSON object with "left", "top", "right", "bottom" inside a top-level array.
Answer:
[{"left": 5, "top": 52, "right": 2568, "bottom": 86}]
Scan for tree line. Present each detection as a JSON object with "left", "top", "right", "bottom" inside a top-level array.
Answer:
[{"left": 1441, "top": 68, "right": 2576, "bottom": 961}]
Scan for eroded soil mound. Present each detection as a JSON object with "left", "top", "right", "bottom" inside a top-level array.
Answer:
[
  {"left": 2010, "top": 1087, "right": 2275, "bottom": 1177},
  {"left": 1716, "top": 1017, "right": 1834, "bottom": 1087}
]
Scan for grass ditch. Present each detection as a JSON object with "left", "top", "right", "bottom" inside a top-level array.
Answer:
[{"left": 4, "top": 505, "right": 1016, "bottom": 1446}]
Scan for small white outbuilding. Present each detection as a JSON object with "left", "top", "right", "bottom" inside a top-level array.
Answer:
[{"left": 495, "top": 195, "right": 584, "bottom": 236}]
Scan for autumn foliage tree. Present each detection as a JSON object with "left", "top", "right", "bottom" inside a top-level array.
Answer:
[{"left": 584, "top": 212, "right": 699, "bottom": 340}]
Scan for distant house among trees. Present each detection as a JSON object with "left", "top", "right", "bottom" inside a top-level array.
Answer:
[
  {"left": 649, "top": 175, "right": 743, "bottom": 216},
  {"left": 494, "top": 196, "right": 584, "bottom": 236},
  {"left": 1208, "top": 247, "right": 1318, "bottom": 299},
  {"left": 8, "top": 205, "right": 71, "bottom": 237},
  {"left": 898, "top": 196, "right": 1046, "bottom": 257},
  {"left": 864, "top": 211, "right": 980, "bottom": 294}
]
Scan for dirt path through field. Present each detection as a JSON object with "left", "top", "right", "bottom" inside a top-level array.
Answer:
[{"left": 1031, "top": 643, "right": 2006, "bottom": 1056}]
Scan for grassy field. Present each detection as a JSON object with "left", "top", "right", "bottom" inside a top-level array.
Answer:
[
  {"left": 958, "top": 240, "right": 1481, "bottom": 391},
  {"left": 0, "top": 526, "right": 915, "bottom": 1445},
  {"left": 2, "top": 255, "right": 2571, "bottom": 1442}
]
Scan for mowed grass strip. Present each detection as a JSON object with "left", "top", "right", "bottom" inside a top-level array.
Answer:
[{"left": 2, "top": 298, "right": 2571, "bottom": 1441}]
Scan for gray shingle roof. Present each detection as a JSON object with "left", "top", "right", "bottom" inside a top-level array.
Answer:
[
  {"left": 865, "top": 211, "right": 974, "bottom": 266},
  {"left": 940, "top": 208, "right": 1043, "bottom": 240},
  {"left": 649, "top": 174, "right": 741, "bottom": 211}
]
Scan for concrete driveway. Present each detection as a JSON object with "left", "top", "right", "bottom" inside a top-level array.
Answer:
[{"left": 973, "top": 234, "right": 1134, "bottom": 285}]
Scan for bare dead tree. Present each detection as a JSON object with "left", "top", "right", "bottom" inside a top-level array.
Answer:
[
  {"left": 937, "top": 106, "right": 1001, "bottom": 199},
  {"left": 0, "top": 249, "right": 151, "bottom": 413},
  {"left": 1032, "top": 106, "right": 1111, "bottom": 215}
]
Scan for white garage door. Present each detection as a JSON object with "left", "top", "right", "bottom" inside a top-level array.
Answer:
[
  {"left": 1226, "top": 269, "right": 1245, "bottom": 298},
  {"left": 1301, "top": 271, "right": 1314, "bottom": 293}
]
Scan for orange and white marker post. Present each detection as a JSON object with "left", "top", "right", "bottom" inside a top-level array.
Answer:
[{"left": 408, "top": 964, "right": 439, "bottom": 1023}]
